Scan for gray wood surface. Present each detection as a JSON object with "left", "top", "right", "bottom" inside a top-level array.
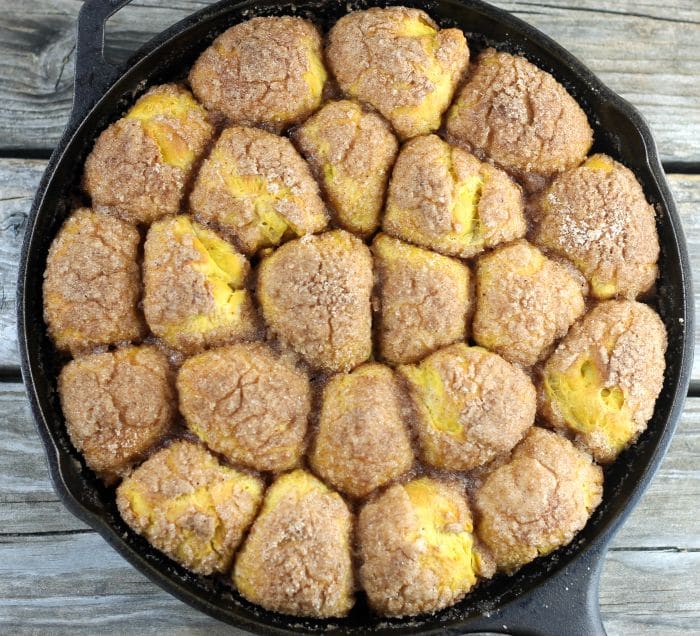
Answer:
[
  {"left": 1, "top": 0, "right": 699, "bottom": 634},
  {"left": 0, "top": 160, "right": 45, "bottom": 374}
]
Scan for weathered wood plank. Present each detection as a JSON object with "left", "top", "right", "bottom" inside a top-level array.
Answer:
[
  {"left": 2, "top": 161, "right": 699, "bottom": 382},
  {"left": 0, "top": 533, "right": 697, "bottom": 634},
  {"left": 0, "top": 533, "right": 242, "bottom": 636},
  {"left": 670, "top": 174, "right": 700, "bottom": 391},
  {"left": 0, "top": 159, "right": 45, "bottom": 373},
  {"left": 0, "top": 0, "right": 699, "bottom": 161},
  {"left": 0, "top": 383, "right": 56, "bottom": 503},
  {"left": 600, "top": 550, "right": 700, "bottom": 636},
  {"left": 1, "top": 501, "right": 89, "bottom": 534}
]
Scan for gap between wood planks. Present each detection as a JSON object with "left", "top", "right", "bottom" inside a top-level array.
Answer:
[{"left": 0, "top": 149, "right": 53, "bottom": 161}]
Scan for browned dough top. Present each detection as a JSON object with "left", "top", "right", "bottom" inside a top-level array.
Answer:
[
  {"left": 357, "top": 478, "right": 482, "bottom": 616},
  {"left": 43, "top": 207, "right": 145, "bottom": 354},
  {"left": 189, "top": 125, "right": 328, "bottom": 254},
  {"left": 473, "top": 239, "right": 586, "bottom": 366},
  {"left": 372, "top": 233, "right": 472, "bottom": 365},
  {"left": 446, "top": 48, "right": 592, "bottom": 178},
  {"left": 532, "top": 154, "right": 659, "bottom": 299},
  {"left": 189, "top": 16, "right": 326, "bottom": 130},
  {"left": 233, "top": 471, "right": 354, "bottom": 618},
  {"left": 257, "top": 229, "right": 373, "bottom": 373},
  {"left": 177, "top": 342, "right": 311, "bottom": 472},
  {"left": 142, "top": 215, "right": 258, "bottom": 354},
  {"left": 117, "top": 440, "right": 263, "bottom": 575},
  {"left": 474, "top": 427, "right": 603, "bottom": 571},
  {"left": 327, "top": 7, "right": 469, "bottom": 139},
  {"left": 83, "top": 84, "right": 213, "bottom": 224},
  {"left": 293, "top": 99, "right": 398, "bottom": 235},
  {"left": 399, "top": 343, "right": 536, "bottom": 471},
  {"left": 310, "top": 363, "right": 414, "bottom": 498},
  {"left": 539, "top": 300, "right": 667, "bottom": 462},
  {"left": 383, "top": 134, "right": 526, "bottom": 258},
  {"left": 59, "top": 345, "right": 175, "bottom": 479}
]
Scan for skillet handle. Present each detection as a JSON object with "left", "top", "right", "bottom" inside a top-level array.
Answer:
[
  {"left": 458, "top": 546, "right": 608, "bottom": 636},
  {"left": 70, "top": 0, "right": 135, "bottom": 127}
]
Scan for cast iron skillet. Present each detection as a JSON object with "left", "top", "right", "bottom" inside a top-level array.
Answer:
[{"left": 17, "top": 0, "right": 694, "bottom": 634}]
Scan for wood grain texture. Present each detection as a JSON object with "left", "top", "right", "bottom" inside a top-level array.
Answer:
[
  {"left": 671, "top": 174, "right": 700, "bottom": 391},
  {"left": 600, "top": 551, "right": 700, "bottom": 636},
  {"left": 0, "top": 532, "right": 697, "bottom": 636},
  {"left": 0, "top": 533, "right": 242, "bottom": 636},
  {"left": 2, "top": 161, "right": 698, "bottom": 382},
  {"left": 0, "top": 0, "right": 699, "bottom": 161},
  {"left": 1, "top": 382, "right": 699, "bottom": 634},
  {"left": 0, "top": 160, "right": 45, "bottom": 373}
]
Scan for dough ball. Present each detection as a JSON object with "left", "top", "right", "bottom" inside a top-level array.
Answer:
[
  {"left": 446, "top": 49, "right": 592, "bottom": 180},
  {"left": 257, "top": 230, "right": 373, "bottom": 373},
  {"left": 399, "top": 343, "right": 536, "bottom": 471},
  {"left": 473, "top": 240, "right": 585, "bottom": 366},
  {"left": 474, "top": 427, "right": 603, "bottom": 572},
  {"left": 178, "top": 343, "right": 310, "bottom": 472},
  {"left": 143, "top": 215, "right": 258, "bottom": 355},
  {"left": 383, "top": 134, "right": 525, "bottom": 258},
  {"left": 540, "top": 300, "right": 667, "bottom": 463},
  {"left": 327, "top": 7, "right": 469, "bottom": 139},
  {"left": 310, "top": 363, "right": 413, "bottom": 498},
  {"left": 43, "top": 208, "right": 144, "bottom": 354},
  {"left": 532, "top": 154, "right": 659, "bottom": 299},
  {"left": 233, "top": 470, "right": 354, "bottom": 617},
  {"left": 190, "top": 125, "right": 327, "bottom": 255},
  {"left": 84, "top": 84, "right": 214, "bottom": 223},
  {"left": 189, "top": 17, "right": 327, "bottom": 130},
  {"left": 117, "top": 440, "right": 264, "bottom": 575}
]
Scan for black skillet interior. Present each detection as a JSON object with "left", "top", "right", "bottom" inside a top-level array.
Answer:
[{"left": 17, "top": 0, "right": 694, "bottom": 634}]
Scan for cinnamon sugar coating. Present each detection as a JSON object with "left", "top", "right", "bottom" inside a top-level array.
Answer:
[
  {"left": 293, "top": 100, "right": 398, "bottom": 236},
  {"left": 540, "top": 300, "right": 667, "bottom": 463},
  {"left": 473, "top": 240, "right": 586, "bottom": 367},
  {"left": 177, "top": 343, "right": 311, "bottom": 472},
  {"left": 327, "top": 7, "right": 469, "bottom": 140},
  {"left": 117, "top": 440, "right": 264, "bottom": 575},
  {"left": 59, "top": 345, "right": 175, "bottom": 479},
  {"left": 233, "top": 470, "right": 354, "bottom": 617},
  {"left": 142, "top": 215, "right": 258, "bottom": 355},
  {"left": 383, "top": 134, "right": 525, "bottom": 258},
  {"left": 474, "top": 427, "right": 603, "bottom": 572},
  {"left": 83, "top": 84, "right": 214, "bottom": 224},
  {"left": 399, "top": 343, "right": 536, "bottom": 471},
  {"left": 310, "top": 363, "right": 413, "bottom": 498},
  {"left": 358, "top": 477, "right": 491, "bottom": 616},
  {"left": 190, "top": 125, "right": 328, "bottom": 255},
  {"left": 446, "top": 49, "right": 592, "bottom": 179},
  {"left": 257, "top": 230, "right": 373, "bottom": 373},
  {"left": 189, "top": 17, "right": 327, "bottom": 130},
  {"left": 43, "top": 208, "right": 144, "bottom": 354},
  {"left": 532, "top": 154, "right": 659, "bottom": 299},
  {"left": 372, "top": 233, "right": 472, "bottom": 365}
]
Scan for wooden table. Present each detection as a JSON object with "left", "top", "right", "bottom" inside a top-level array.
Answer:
[{"left": 1, "top": 1, "right": 699, "bottom": 634}]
